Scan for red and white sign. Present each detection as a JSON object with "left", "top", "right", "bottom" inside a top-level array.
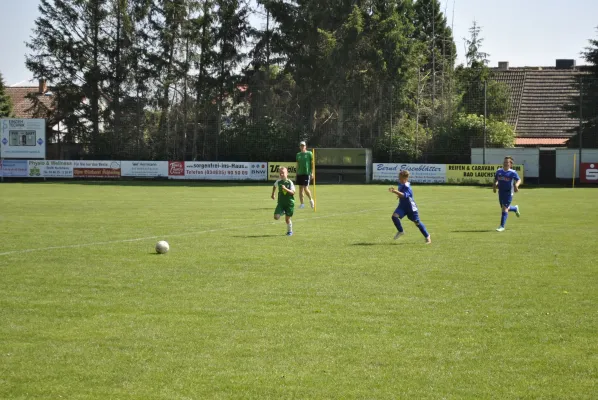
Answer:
[
  {"left": 581, "top": 163, "right": 598, "bottom": 183},
  {"left": 73, "top": 160, "right": 121, "bottom": 178},
  {"left": 168, "top": 161, "right": 185, "bottom": 179}
]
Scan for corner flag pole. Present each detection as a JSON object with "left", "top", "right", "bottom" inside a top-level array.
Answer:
[
  {"left": 573, "top": 153, "right": 577, "bottom": 189},
  {"left": 312, "top": 148, "right": 317, "bottom": 212}
]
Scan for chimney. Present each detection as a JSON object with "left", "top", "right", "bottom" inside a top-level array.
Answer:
[
  {"left": 498, "top": 61, "right": 509, "bottom": 70},
  {"left": 39, "top": 79, "right": 47, "bottom": 94},
  {"left": 555, "top": 59, "right": 575, "bottom": 69}
]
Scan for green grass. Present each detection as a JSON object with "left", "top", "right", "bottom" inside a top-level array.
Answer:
[{"left": 1, "top": 181, "right": 597, "bottom": 399}]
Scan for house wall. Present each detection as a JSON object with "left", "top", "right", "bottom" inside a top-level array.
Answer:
[
  {"left": 555, "top": 149, "right": 598, "bottom": 178},
  {"left": 471, "top": 148, "right": 540, "bottom": 178}
]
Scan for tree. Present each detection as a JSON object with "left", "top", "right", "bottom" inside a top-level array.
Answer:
[
  {"left": 210, "top": 0, "right": 251, "bottom": 160},
  {"left": 0, "top": 72, "right": 14, "bottom": 118},
  {"left": 567, "top": 28, "right": 598, "bottom": 148},
  {"left": 26, "top": 0, "right": 111, "bottom": 155},
  {"left": 464, "top": 20, "right": 488, "bottom": 68},
  {"left": 432, "top": 114, "right": 515, "bottom": 163},
  {"left": 456, "top": 21, "right": 510, "bottom": 121},
  {"left": 413, "top": 0, "right": 457, "bottom": 123}
]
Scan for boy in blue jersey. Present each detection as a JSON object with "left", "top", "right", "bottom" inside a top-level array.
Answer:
[
  {"left": 388, "top": 170, "right": 431, "bottom": 244},
  {"left": 493, "top": 156, "right": 522, "bottom": 232}
]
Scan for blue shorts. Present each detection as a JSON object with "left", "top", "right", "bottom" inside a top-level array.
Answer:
[
  {"left": 498, "top": 192, "right": 513, "bottom": 208},
  {"left": 394, "top": 206, "right": 420, "bottom": 223}
]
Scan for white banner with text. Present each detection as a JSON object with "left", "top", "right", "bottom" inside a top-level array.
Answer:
[{"left": 373, "top": 163, "right": 447, "bottom": 183}]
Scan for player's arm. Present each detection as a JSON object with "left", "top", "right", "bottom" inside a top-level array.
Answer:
[
  {"left": 514, "top": 178, "right": 522, "bottom": 192},
  {"left": 282, "top": 182, "right": 296, "bottom": 196},
  {"left": 388, "top": 187, "right": 405, "bottom": 198},
  {"left": 271, "top": 180, "right": 278, "bottom": 199},
  {"left": 493, "top": 172, "right": 499, "bottom": 193},
  {"left": 310, "top": 152, "right": 315, "bottom": 179}
]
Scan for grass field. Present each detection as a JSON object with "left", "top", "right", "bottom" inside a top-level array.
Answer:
[{"left": 1, "top": 181, "right": 597, "bottom": 399}]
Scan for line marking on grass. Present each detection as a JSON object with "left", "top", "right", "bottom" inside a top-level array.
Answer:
[{"left": 0, "top": 207, "right": 385, "bottom": 257}]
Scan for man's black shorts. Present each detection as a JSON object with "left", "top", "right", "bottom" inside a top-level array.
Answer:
[{"left": 296, "top": 174, "right": 311, "bottom": 186}]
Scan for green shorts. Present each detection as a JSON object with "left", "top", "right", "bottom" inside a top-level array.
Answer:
[{"left": 274, "top": 203, "right": 294, "bottom": 217}]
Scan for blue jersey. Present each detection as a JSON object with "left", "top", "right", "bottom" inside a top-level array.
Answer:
[
  {"left": 397, "top": 182, "right": 418, "bottom": 212},
  {"left": 495, "top": 168, "right": 520, "bottom": 194}
]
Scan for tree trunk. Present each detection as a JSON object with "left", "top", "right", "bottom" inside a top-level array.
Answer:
[{"left": 91, "top": 0, "right": 101, "bottom": 157}]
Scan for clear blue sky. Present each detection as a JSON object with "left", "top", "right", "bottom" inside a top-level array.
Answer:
[{"left": 1, "top": 0, "right": 596, "bottom": 86}]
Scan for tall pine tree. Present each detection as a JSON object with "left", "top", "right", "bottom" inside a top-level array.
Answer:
[
  {"left": 0, "top": 72, "right": 14, "bottom": 118},
  {"left": 567, "top": 29, "right": 598, "bottom": 148}
]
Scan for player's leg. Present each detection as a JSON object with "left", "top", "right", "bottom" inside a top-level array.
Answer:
[
  {"left": 297, "top": 175, "right": 306, "bottom": 208},
  {"left": 285, "top": 205, "right": 294, "bottom": 235},
  {"left": 409, "top": 213, "right": 431, "bottom": 243},
  {"left": 497, "top": 195, "right": 510, "bottom": 231},
  {"left": 392, "top": 208, "right": 405, "bottom": 239},
  {"left": 302, "top": 176, "right": 315, "bottom": 208},
  {"left": 508, "top": 204, "right": 520, "bottom": 217},
  {"left": 298, "top": 185, "right": 305, "bottom": 208},
  {"left": 274, "top": 204, "right": 284, "bottom": 221},
  {"left": 304, "top": 187, "right": 314, "bottom": 208}
]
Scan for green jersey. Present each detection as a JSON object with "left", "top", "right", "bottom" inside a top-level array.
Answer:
[
  {"left": 275, "top": 179, "right": 295, "bottom": 207},
  {"left": 296, "top": 151, "right": 313, "bottom": 175}
]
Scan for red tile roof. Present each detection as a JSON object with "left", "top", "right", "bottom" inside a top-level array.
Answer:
[
  {"left": 514, "top": 137, "right": 568, "bottom": 146},
  {"left": 5, "top": 86, "right": 53, "bottom": 118},
  {"left": 491, "top": 68, "right": 589, "bottom": 139}
]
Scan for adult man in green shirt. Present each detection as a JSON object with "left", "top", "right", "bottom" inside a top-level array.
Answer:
[{"left": 296, "top": 141, "right": 315, "bottom": 209}]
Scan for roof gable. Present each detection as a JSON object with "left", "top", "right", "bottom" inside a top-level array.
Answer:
[
  {"left": 491, "top": 68, "right": 589, "bottom": 138},
  {"left": 5, "top": 86, "right": 53, "bottom": 118}
]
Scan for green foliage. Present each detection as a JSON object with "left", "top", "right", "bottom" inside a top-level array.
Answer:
[
  {"left": 24, "top": 0, "right": 464, "bottom": 161},
  {"left": 454, "top": 21, "right": 510, "bottom": 126},
  {"left": 464, "top": 20, "right": 489, "bottom": 67},
  {"left": 432, "top": 113, "right": 515, "bottom": 162},
  {"left": 220, "top": 115, "right": 301, "bottom": 161},
  {"left": 456, "top": 73, "right": 511, "bottom": 121},
  {"left": 374, "top": 114, "right": 431, "bottom": 163},
  {"left": 0, "top": 71, "right": 14, "bottom": 118},
  {"left": 567, "top": 29, "right": 598, "bottom": 148}
]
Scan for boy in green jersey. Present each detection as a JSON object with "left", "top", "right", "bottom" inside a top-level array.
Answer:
[
  {"left": 296, "top": 141, "right": 315, "bottom": 209},
  {"left": 271, "top": 167, "right": 296, "bottom": 236}
]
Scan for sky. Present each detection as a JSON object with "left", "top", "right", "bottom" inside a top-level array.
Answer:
[{"left": 0, "top": 0, "right": 596, "bottom": 86}]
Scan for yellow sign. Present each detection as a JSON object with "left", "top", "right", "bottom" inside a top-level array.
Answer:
[
  {"left": 446, "top": 164, "right": 524, "bottom": 184},
  {"left": 267, "top": 162, "right": 297, "bottom": 181}
]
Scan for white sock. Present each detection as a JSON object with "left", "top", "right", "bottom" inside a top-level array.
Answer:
[{"left": 287, "top": 222, "right": 292, "bottom": 232}]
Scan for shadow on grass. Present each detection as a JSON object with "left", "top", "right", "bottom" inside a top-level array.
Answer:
[
  {"left": 232, "top": 234, "right": 281, "bottom": 238},
  {"left": 451, "top": 229, "right": 494, "bottom": 233},
  {"left": 352, "top": 242, "right": 419, "bottom": 246}
]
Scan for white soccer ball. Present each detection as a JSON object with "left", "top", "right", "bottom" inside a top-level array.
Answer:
[{"left": 155, "top": 240, "right": 170, "bottom": 254}]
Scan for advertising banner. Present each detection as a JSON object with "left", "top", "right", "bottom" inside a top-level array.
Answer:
[
  {"left": 267, "top": 162, "right": 297, "bottom": 181},
  {"left": 373, "top": 163, "right": 446, "bottom": 183},
  {"left": 184, "top": 161, "right": 266, "bottom": 181},
  {"left": 249, "top": 163, "right": 268, "bottom": 180},
  {"left": 0, "top": 118, "right": 46, "bottom": 158},
  {"left": 446, "top": 164, "right": 524, "bottom": 184},
  {"left": 28, "top": 160, "right": 74, "bottom": 178},
  {"left": 121, "top": 161, "right": 168, "bottom": 178},
  {"left": 580, "top": 163, "right": 598, "bottom": 183},
  {"left": 168, "top": 161, "right": 185, "bottom": 179},
  {"left": 0, "top": 159, "right": 29, "bottom": 177},
  {"left": 73, "top": 160, "right": 121, "bottom": 178}
]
